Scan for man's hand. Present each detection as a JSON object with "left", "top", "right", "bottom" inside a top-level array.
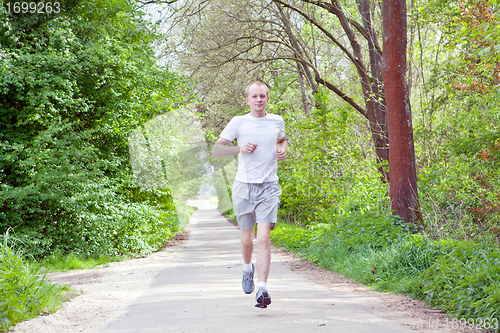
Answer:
[
  {"left": 277, "top": 149, "right": 286, "bottom": 160},
  {"left": 240, "top": 142, "right": 257, "bottom": 154},
  {"left": 276, "top": 138, "right": 287, "bottom": 161}
]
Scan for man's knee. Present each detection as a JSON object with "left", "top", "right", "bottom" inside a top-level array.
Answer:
[
  {"left": 241, "top": 228, "right": 254, "bottom": 244},
  {"left": 241, "top": 235, "right": 253, "bottom": 246},
  {"left": 257, "top": 232, "right": 270, "bottom": 248}
]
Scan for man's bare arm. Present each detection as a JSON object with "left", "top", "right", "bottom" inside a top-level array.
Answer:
[
  {"left": 276, "top": 137, "right": 287, "bottom": 161},
  {"left": 212, "top": 138, "right": 258, "bottom": 157}
]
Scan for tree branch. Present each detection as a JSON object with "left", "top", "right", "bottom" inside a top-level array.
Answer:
[
  {"left": 205, "top": 36, "right": 292, "bottom": 56},
  {"left": 313, "top": 75, "right": 368, "bottom": 118},
  {"left": 273, "top": 0, "right": 369, "bottom": 78},
  {"left": 295, "top": 0, "right": 382, "bottom": 55},
  {"left": 138, "top": 0, "right": 178, "bottom": 4},
  {"left": 298, "top": 0, "right": 335, "bottom": 13}
]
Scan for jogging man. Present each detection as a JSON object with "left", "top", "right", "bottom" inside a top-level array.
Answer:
[{"left": 212, "top": 81, "right": 287, "bottom": 308}]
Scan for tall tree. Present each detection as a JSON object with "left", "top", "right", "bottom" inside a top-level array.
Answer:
[
  {"left": 381, "top": 0, "right": 423, "bottom": 225},
  {"left": 266, "top": 0, "right": 390, "bottom": 180},
  {"left": 160, "top": 0, "right": 391, "bottom": 181},
  {"left": 0, "top": 0, "right": 185, "bottom": 257}
]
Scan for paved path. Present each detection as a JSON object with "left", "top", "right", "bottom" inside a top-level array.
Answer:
[{"left": 102, "top": 209, "right": 413, "bottom": 333}]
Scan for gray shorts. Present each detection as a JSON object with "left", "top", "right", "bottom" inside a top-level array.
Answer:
[{"left": 232, "top": 180, "right": 281, "bottom": 231}]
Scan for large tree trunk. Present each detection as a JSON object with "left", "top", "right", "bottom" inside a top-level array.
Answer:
[
  {"left": 356, "top": 0, "right": 389, "bottom": 181},
  {"left": 381, "top": 0, "right": 423, "bottom": 226},
  {"left": 331, "top": 0, "right": 389, "bottom": 182},
  {"left": 273, "top": 0, "right": 390, "bottom": 181}
]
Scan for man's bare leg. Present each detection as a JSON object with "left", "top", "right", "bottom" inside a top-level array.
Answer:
[
  {"left": 256, "top": 223, "right": 272, "bottom": 283},
  {"left": 241, "top": 226, "right": 255, "bottom": 265},
  {"left": 254, "top": 223, "right": 273, "bottom": 308},
  {"left": 241, "top": 226, "right": 256, "bottom": 294}
]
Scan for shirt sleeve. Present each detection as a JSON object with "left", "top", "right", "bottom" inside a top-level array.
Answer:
[
  {"left": 219, "top": 117, "right": 238, "bottom": 141},
  {"left": 278, "top": 116, "right": 285, "bottom": 140}
]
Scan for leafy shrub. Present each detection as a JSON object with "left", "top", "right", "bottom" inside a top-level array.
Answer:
[
  {"left": 320, "top": 212, "right": 410, "bottom": 249},
  {"left": 0, "top": 0, "right": 188, "bottom": 259},
  {"left": 272, "top": 220, "right": 500, "bottom": 331},
  {"left": 1, "top": 134, "right": 182, "bottom": 259},
  {"left": 222, "top": 208, "right": 236, "bottom": 224},
  {"left": 420, "top": 240, "right": 500, "bottom": 321},
  {"left": 272, "top": 211, "right": 407, "bottom": 253},
  {"left": 277, "top": 92, "right": 390, "bottom": 226},
  {"left": 418, "top": 144, "right": 500, "bottom": 242},
  {"left": 270, "top": 222, "right": 315, "bottom": 253}
]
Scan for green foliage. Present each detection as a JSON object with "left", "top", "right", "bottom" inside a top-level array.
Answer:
[
  {"left": 0, "top": 231, "right": 69, "bottom": 331},
  {"left": 222, "top": 208, "right": 236, "bottom": 224},
  {"left": 410, "top": 0, "right": 500, "bottom": 243},
  {"left": 1, "top": 118, "right": 183, "bottom": 259},
  {"left": 38, "top": 252, "right": 125, "bottom": 272},
  {"left": 417, "top": 134, "right": 500, "bottom": 242},
  {"left": 341, "top": 234, "right": 453, "bottom": 293},
  {"left": 271, "top": 211, "right": 407, "bottom": 253},
  {"left": 453, "top": 0, "right": 500, "bottom": 95},
  {"left": 321, "top": 213, "right": 411, "bottom": 249},
  {"left": 0, "top": 0, "right": 189, "bottom": 259},
  {"left": 277, "top": 89, "right": 389, "bottom": 226},
  {"left": 272, "top": 221, "right": 500, "bottom": 330},
  {"left": 270, "top": 222, "right": 315, "bottom": 253},
  {"left": 420, "top": 240, "right": 500, "bottom": 320}
]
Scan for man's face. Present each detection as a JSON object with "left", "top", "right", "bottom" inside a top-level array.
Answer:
[{"left": 245, "top": 84, "right": 269, "bottom": 115}]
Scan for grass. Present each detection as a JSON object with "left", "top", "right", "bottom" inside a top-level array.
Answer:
[
  {"left": 271, "top": 219, "right": 500, "bottom": 332},
  {"left": 222, "top": 208, "right": 237, "bottom": 225},
  {"left": 0, "top": 195, "right": 199, "bottom": 332},
  {"left": 0, "top": 231, "right": 70, "bottom": 331},
  {"left": 38, "top": 252, "right": 127, "bottom": 272}
]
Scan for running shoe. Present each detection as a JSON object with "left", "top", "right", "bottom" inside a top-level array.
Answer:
[
  {"left": 242, "top": 263, "right": 255, "bottom": 294},
  {"left": 255, "top": 287, "right": 271, "bottom": 308}
]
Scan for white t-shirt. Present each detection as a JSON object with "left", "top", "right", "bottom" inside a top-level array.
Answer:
[{"left": 220, "top": 113, "right": 285, "bottom": 183}]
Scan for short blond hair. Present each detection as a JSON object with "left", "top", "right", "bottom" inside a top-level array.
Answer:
[{"left": 245, "top": 81, "right": 269, "bottom": 98}]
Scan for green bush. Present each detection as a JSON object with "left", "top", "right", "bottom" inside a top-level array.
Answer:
[
  {"left": 0, "top": 0, "right": 188, "bottom": 259},
  {"left": 272, "top": 211, "right": 407, "bottom": 252},
  {"left": 271, "top": 222, "right": 315, "bottom": 253},
  {"left": 271, "top": 219, "right": 500, "bottom": 331},
  {"left": 418, "top": 149, "right": 500, "bottom": 242},
  {"left": 222, "top": 208, "right": 236, "bottom": 225},
  {"left": 322, "top": 212, "right": 410, "bottom": 249},
  {"left": 4, "top": 178, "right": 182, "bottom": 259},
  {"left": 276, "top": 91, "right": 390, "bottom": 226},
  {"left": 420, "top": 240, "right": 500, "bottom": 321}
]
